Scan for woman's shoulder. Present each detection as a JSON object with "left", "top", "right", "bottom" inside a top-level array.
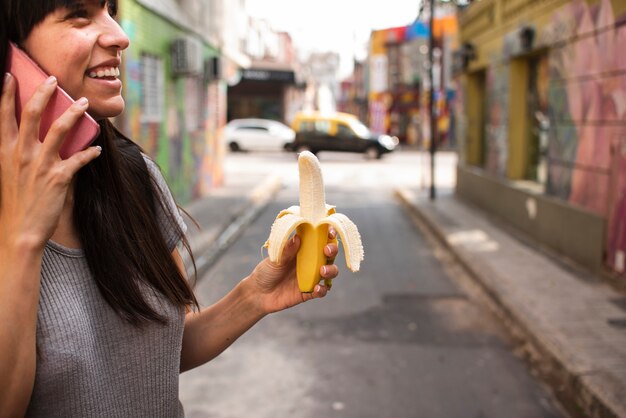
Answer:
[
  {"left": 140, "top": 152, "right": 158, "bottom": 172},
  {"left": 140, "top": 153, "right": 167, "bottom": 184}
]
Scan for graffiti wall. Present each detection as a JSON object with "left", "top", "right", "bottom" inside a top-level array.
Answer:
[
  {"left": 539, "top": 0, "right": 626, "bottom": 273},
  {"left": 484, "top": 62, "right": 510, "bottom": 177},
  {"left": 540, "top": 0, "right": 626, "bottom": 217},
  {"left": 119, "top": 1, "right": 224, "bottom": 205},
  {"left": 457, "top": 0, "right": 626, "bottom": 275}
]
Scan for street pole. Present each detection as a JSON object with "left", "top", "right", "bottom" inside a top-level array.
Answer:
[{"left": 428, "top": 0, "right": 436, "bottom": 200}]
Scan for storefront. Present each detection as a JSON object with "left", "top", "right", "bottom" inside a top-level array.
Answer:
[{"left": 227, "top": 67, "right": 297, "bottom": 123}]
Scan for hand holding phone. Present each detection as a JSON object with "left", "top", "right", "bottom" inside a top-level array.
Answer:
[{"left": 5, "top": 42, "right": 100, "bottom": 159}]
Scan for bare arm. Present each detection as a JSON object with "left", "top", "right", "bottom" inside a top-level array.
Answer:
[
  {"left": 176, "top": 234, "right": 339, "bottom": 373},
  {"left": 0, "top": 73, "right": 101, "bottom": 416},
  {"left": 180, "top": 273, "right": 267, "bottom": 372},
  {"left": 0, "top": 241, "right": 44, "bottom": 416}
]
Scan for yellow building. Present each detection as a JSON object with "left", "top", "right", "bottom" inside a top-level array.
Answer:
[{"left": 455, "top": 0, "right": 626, "bottom": 277}]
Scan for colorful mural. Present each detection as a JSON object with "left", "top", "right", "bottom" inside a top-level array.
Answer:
[
  {"left": 541, "top": 0, "right": 626, "bottom": 217},
  {"left": 456, "top": 0, "right": 626, "bottom": 275},
  {"left": 368, "top": 20, "right": 457, "bottom": 145},
  {"left": 118, "top": 0, "right": 224, "bottom": 205},
  {"left": 484, "top": 63, "right": 509, "bottom": 177},
  {"left": 538, "top": 0, "right": 626, "bottom": 274}
]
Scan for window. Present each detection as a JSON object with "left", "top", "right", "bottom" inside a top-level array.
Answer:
[
  {"left": 140, "top": 54, "right": 164, "bottom": 122},
  {"left": 236, "top": 126, "right": 268, "bottom": 132},
  {"left": 337, "top": 123, "right": 353, "bottom": 137},
  {"left": 314, "top": 120, "right": 331, "bottom": 134},
  {"left": 298, "top": 121, "right": 315, "bottom": 132}
]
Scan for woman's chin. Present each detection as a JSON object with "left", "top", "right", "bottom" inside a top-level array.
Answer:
[{"left": 88, "top": 100, "right": 125, "bottom": 121}]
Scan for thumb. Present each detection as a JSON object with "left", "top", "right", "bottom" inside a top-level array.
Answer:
[{"left": 279, "top": 234, "right": 300, "bottom": 265}]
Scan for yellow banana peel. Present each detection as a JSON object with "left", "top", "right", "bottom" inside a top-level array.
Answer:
[{"left": 264, "top": 151, "right": 364, "bottom": 292}]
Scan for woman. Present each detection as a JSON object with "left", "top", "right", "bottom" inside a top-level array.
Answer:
[{"left": 0, "top": 1, "right": 339, "bottom": 416}]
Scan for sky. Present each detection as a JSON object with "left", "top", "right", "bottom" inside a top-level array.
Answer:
[{"left": 245, "top": 0, "right": 423, "bottom": 78}]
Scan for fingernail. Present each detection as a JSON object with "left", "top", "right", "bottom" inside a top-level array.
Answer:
[
  {"left": 321, "top": 265, "right": 328, "bottom": 275},
  {"left": 95, "top": 145, "right": 102, "bottom": 153},
  {"left": 3, "top": 73, "right": 10, "bottom": 92},
  {"left": 76, "top": 97, "right": 88, "bottom": 106},
  {"left": 314, "top": 285, "right": 321, "bottom": 292},
  {"left": 46, "top": 75, "right": 57, "bottom": 85}
]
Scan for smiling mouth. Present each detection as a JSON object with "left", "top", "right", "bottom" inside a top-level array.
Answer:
[{"left": 87, "top": 67, "right": 120, "bottom": 80}]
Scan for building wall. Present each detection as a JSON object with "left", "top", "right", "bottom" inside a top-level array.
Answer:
[
  {"left": 118, "top": 0, "right": 226, "bottom": 204},
  {"left": 457, "top": 0, "right": 626, "bottom": 276},
  {"left": 367, "top": 19, "right": 457, "bottom": 145}
]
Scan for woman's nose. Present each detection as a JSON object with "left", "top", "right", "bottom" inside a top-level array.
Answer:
[{"left": 99, "top": 13, "right": 130, "bottom": 51}]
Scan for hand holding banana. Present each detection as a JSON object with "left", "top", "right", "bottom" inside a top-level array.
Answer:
[{"left": 264, "top": 151, "right": 364, "bottom": 293}]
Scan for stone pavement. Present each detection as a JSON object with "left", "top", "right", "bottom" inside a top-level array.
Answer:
[{"left": 395, "top": 188, "right": 626, "bottom": 418}]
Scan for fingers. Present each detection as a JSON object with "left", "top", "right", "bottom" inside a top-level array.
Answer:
[
  {"left": 310, "top": 283, "right": 329, "bottom": 298},
  {"left": 278, "top": 234, "right": 300, "bottom": 265},
  {"left": 18, "top": 76, "right": 59, "bottom": 152},
  {"left": 299, "top": 282, "right": 328, "bottom": 302},
  {"left": 324, "top": 242, "right": 338, "bottom": 259},
  {"left": 326, "top": 227, "right": 338, "bottom": 264},
  {"left": 42, "top": 97, "right": 90, "bottom": 157},
  {"left": 321, "top": 264, "right": 338, "bottom": 279},
  {"left": 0, "top": 73, "right": 18, "bottom": 144},
  {"left": 61, "top": 145, "right": 102, "bottom": 176}
]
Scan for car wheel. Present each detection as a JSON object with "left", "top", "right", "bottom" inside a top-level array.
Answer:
[
  {"left": 365, "top": 147, "right": 381, "bottom": 160},
  {"left": 229, "top": 142, "right": 241, "bottom": 152}
]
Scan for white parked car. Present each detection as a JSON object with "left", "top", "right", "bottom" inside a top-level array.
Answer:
[{"left": 225, "top": 118, "right": 295, "bottom": 152}]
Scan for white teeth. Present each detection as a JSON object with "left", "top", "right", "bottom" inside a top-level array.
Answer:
[{"left": 88, "top": 67, "right": 120, "bottom": 79}]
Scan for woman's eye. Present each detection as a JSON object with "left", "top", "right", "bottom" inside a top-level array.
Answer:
[{"left": 66, "top": 10, "right": 89, "bottom": 20}]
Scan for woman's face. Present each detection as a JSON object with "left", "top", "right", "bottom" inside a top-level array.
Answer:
[{"left": 22, "top": 1, "right": 130, "bottom": 120}]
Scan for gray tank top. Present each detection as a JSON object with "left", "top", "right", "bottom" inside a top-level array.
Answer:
[{"left": 25, "top": 157, "right": 188, "bottom": 418}]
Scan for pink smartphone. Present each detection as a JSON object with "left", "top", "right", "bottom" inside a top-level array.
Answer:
[{"left": 5, "top": 42, "right": 100, "bottom": 159}]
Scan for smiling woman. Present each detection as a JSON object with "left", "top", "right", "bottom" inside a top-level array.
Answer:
[
  {"left": 0, "top": 0, "right": 340, "bottom": 416},
  {"left": 20, "top": 0, "right": 129, "bottom": 120},
  {"left": 0, "top": 0, "right": 199, "bottom": 415}
]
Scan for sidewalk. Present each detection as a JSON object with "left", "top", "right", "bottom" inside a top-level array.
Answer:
[
  {"left": 395, "top": 188, "right": 626, "bottom": 418},
  {"left": 182, "top": 172, "right": 282, "bottom": 278}
]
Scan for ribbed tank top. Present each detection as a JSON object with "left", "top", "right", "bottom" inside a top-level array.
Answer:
[{"left": 25, "top": 157, "right": 188, "bottom": 417}]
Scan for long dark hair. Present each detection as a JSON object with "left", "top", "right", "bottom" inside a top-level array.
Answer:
[{"left": 1, "top": 0, "right": 199, "bottom": 325}]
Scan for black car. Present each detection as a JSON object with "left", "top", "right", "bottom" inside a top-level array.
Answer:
[{"left": 287, "top": 112, "right": 398, "bottom": 159}]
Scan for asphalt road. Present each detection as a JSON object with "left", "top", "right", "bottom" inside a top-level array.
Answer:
[{"left": 179, "top": 151, "right": 566, "bottom": 418}]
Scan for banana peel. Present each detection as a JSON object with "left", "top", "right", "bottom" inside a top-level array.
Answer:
[{"left": 264, "top": 151, "right": 364, "bottom": 292}]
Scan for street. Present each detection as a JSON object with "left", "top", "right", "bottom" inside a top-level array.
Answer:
[{"left": 179, "top": 150, "right": 565, "bottom": 418}]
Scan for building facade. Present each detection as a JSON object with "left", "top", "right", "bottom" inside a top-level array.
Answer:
[
  {"left": 117, "top": 0, "right": 244, "bottom": 204},
  {"left": 367, "top": 15, "right": 457, "bottom": 146},
  {"left": 227, "top": 19, "right": 305, "bottom": 124},
  {"left": 455, "top": 0, "right": 626, "bottom": 277},
  {"left": 336, "top": 60, "right": 368, "bottom": 124}
]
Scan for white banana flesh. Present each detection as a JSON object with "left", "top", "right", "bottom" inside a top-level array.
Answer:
[{"left": 264, "top": 151, "right": 364, "bottom": 292}]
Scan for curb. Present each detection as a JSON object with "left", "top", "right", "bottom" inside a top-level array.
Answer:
[
  {"left": 394, "top": 187, "right": 625, "bottom": 418},
  {"left": 184, "top": 174, "right": 283, "bottom": 279}
]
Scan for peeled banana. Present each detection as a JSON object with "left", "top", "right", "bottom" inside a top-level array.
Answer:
[{"left": 264, "top": 151, "right": 364, "bottom": 293}]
